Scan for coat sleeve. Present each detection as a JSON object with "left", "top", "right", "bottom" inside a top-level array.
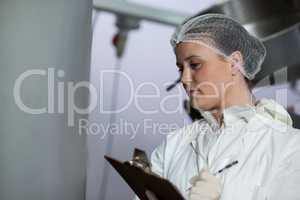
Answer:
[
  {"left": 132, "top": 139, "right": 166, "bottom": 200},
  {"left": 267, "top": 139, "right": 300, "bottom": 200}
]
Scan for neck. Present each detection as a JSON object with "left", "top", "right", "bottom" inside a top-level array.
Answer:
[{"left": 211, "top": 78, "right": 255, "bottom": 125}]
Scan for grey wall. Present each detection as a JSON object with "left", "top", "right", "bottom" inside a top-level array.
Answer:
[{"left": 0, "top": 1, "right": 92, "bottom": 200}]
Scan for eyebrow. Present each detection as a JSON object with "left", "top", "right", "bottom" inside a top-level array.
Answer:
[{"left": 176, "top": 55, "right": 204, "bottom": 66}]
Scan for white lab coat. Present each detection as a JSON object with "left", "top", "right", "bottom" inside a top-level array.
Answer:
[{"left": 134, "top": 98, "right": 300, "bottom": 200}]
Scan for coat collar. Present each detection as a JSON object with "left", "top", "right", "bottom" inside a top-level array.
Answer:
[
  {"left": 198, "top": 103, "right": 256, "bottom": 132},
  {"left": 185, "top": 98, "right": 292, "bottom": 148}
]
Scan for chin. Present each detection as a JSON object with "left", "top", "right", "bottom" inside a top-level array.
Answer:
[{"left": 191, "top": 98, "right": 215, "bottom": 111}]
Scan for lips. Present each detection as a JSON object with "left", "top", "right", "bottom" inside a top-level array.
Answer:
[
  {"left": 189, "top": 89, "right": 195, "bottom": 96},
  {"left": 187, "top": 89, "right": 199, "bottom": 96},
  {"left": 183, "top": 84, "right": 200, "bottom": 97}
]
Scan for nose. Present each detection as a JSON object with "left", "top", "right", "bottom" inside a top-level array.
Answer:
[{"left": 180, "top": 66, "right": 192, "bottom": 90}]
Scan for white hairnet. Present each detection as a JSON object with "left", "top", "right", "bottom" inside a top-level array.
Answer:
[{"left": 170, "top": 14, "right": 266, "bottom": 80}]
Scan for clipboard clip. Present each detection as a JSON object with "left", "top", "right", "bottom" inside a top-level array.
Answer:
[
  {"left": 124, "top": 148, "right": 152, "bottom": 173},
  {"left": 105, "top": 148, "right": 185, "bottom": 200}
]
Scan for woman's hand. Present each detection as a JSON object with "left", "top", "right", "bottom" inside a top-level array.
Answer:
[{"left": 188, "top": 169, "right": 222, "bottom": 200}]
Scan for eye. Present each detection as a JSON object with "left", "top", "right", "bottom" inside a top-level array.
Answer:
[{"left": 189, "top": 63, "right": 202, "bottom": 70}]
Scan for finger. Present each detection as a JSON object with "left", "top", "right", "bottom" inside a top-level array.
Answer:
[
  {"left": 189, "top": 175, "right": 201, "bottom": 185},
  {"left": 199, "top": 169, "right": 214, "bottom": 180},
  {"left": 189, "top": 167, "right": 209, "bottom": 185},
  {"left": 191, "top": 182, "right": 217, "bottom": 195},
  {"left": 200, "top": 170, "right": 220, "bottom": 184}
]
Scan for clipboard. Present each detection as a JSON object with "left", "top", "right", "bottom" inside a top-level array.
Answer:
[{"left": 104, "top": 149, "right": 185, "bottom": 200}]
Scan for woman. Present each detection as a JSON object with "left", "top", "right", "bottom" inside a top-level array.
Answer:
[{"left": 136, "top": 14, "right": 300, "bottom": 200}]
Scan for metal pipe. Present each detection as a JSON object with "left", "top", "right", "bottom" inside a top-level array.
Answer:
[{"left": 93, "top": 0, "right": 190, "bottom": 26}]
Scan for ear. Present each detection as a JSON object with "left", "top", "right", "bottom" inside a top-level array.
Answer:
[{"left": 229, "top": 51, "right": 244, "bottom": 75}]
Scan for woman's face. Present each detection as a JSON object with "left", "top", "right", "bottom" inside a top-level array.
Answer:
[{"left": 175, "top": 42, "right": 234, "bottom": 111}]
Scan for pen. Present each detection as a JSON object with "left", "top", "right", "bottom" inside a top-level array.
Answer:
[
  {"left": 186, "top": 160, "right": 238, "bottom": 191},
  {"left": 213, "top": 160, "right": 238, "bottom": 176}
]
